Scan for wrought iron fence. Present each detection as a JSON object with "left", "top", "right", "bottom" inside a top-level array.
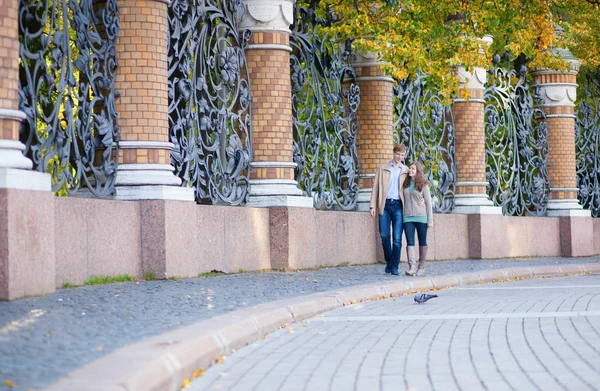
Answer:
[
  {"left": 484, "top": 55, "right": 549, "bottom": 216},
  {"left": 393, "top": 72, "right": 456, "bottom": 213},
  {"left": 575, "top": 69, "right": 600, "bottom": 217},
  {"left": 290, "top": 6, "right": 361, "bottom": 210},
  {"left": 167, "top": 0, "right": 252, "bottom": 205},
  {"left": 18, "top": 0, "right": 120, "bottom": 196}
]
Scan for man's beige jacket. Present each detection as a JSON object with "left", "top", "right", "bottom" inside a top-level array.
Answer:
[{"left": 369, "top": 162, "right": 408, "bottom": 216}]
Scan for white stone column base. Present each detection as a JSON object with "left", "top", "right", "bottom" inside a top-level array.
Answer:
[
  {"left": 114, "top": 163, "right": 194, "bottom": 201},
  {"left": 246, "top": 179, "right": 313, "bottom": 208},
  {"left": 115, "top": 185, "right": 195, "bottom": 201},
  {"left": 546, "top": 199, "right": 591, "bottom": 217},
  {"left": 0, "top": 139, "right": 34, "bottom": 170},
  {"left": 452, "top": 194, "right": 502, "bottom": 215},
  {"left": 357, "top": 188, "right": 373, "bottom": 212},
  {"left": 0, "top": 168, "right": 51, "bottom": 192}
]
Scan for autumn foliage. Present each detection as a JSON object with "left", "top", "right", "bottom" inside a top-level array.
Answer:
[{"left": 306, "top": 0, "right": 600, "bottom": 95}]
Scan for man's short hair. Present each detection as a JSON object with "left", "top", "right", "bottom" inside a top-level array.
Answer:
[{"left": 393, "top": 144, "right": 407, "bottom": 154}]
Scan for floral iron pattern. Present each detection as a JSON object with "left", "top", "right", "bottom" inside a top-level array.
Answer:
[
  {"left": 19, "top": 0, "right": 120, "bottom": 196},
  {"left": 484, "top": 54, "right": 549, "bottom": 216},
  {"left": 168, "top": 0, "right": 252, "bottom": 205},
  {"left": 393, "top": 71, "right": 457, "bottom": 214},
  {"left": 575, "top": 69, "right": 600, "bottom": 217},
  {"left": 290, "top": 6, "right": 360, "bottom": 210}
]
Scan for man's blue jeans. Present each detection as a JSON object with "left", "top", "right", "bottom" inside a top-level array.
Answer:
[{"left": 379, "top": 199, "right": 403, "bottom": 273}]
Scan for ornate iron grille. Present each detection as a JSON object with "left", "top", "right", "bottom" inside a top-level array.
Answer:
[
  {"left": 393, "top": 72, "right": 456, "bottom": 213},
  {"left": 290, "top": 7, "right": 360, "bottom": 210},
  {"left": 484, "top": 55, "right": 549, "bottom": 216},
  {"left": 575, "top": 69, "right": 600, "bottom": 217},
  {"left": 168, "top": 0, "right": 252, "bottom": 205},
  {"left": 18, "top": 0, "right": 120, "bottom": 196}
]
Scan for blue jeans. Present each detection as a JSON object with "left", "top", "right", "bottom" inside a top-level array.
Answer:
[
  {"left": 379, "top": 199, "right": 403, "bottom": 272},
  {"left": 403, "top": 221, "right": 428, "bottom": 246}
]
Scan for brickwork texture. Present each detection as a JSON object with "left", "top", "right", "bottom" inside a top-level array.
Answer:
[
  {"left": 452, "top": 89, "right": 487, "bottom": 195},
  {"left": 246, "top": 32, "right": 294, "bottom": 181},
  {"left": 355, "top": 66, "right": 394, "bottom": 189},
  {"left": 114, "top": 0, "right": 171, "bottom": 164},
  {"left": 0, "top": 0, "right": 20, "bottom": 141}
]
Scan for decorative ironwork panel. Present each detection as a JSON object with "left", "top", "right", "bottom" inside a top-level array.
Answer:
[
  {"left": 576, "top": 69, "right": 600, "bottom": 217},
  {"left": 168, "top": 0, "right": 252, "bottom": 205},
  {"left": 393, "top": 72, "right": 456, "bottom": 214},
  {"left": 290, "top": 7, "right": 360, "bottom": 210},
  {"left": 18, "top": 0, "right": 120, "bottom": 196},
  {"left": 484, "top": 55, "right": 549, "bottom": 216}
]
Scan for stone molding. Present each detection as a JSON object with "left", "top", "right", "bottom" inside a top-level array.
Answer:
[
  {"left": 355, "top": 76, "right": 395, "bottom": 83},
  {"left": 0, "top": 140, "right": 33, "bottom": 170},
  {"left": 251, "top": 161, "right": 297, "bottom": 168},
  {"left": 352, "top": 51, "right": 386, "bottom": 68},
  {"left": 246, "top": 44, "right": 292, "bottom": 52},
  {"left": 239, "top": 0, "right": 294, "bottom": 32},
  {"left": 0, "top": 108, "right": 26, "bottom": 121},
  {"left": 536, "top": 83, "right": 578, "bottom": 107},
  {"left": 457, "top": 66, "right": 487, "bottom": 91},
  {"left": 117, "top": 141, "right": 175, "bottom": 150}
]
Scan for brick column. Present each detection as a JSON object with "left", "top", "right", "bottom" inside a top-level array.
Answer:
[
  {"left": 531, "top": 50, "right": 588, "bottom": 217},
  {"left": 240, "top": 0, "right": 312, "bottom": 207},
  {"left": 113, "top": 0, "right": 194, "bottom": 201},
  {"left": 352, "top": 52, "right": 395, "bottom": 212},
  {"left": 452, "top": 35, "right": 501, "bottom": 215},
  {"left": 1, "top": 0, "right": 54, "bottom": 301}
]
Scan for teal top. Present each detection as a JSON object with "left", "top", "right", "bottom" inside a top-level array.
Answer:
[
  {"left": 404, "top": 180, "right": 428, "bottom": 224},
  {"left": 403, "top": 215, "right": 428, "bottom": 224}
]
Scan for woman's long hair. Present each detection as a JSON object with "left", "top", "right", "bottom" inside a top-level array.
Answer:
[{"left": 403, "top": 162, "right": 429, "bottom": 192}]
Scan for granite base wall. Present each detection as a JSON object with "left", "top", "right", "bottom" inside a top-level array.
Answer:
[{"left": 3, "top": 191, "right": 599, "bottom": 300}]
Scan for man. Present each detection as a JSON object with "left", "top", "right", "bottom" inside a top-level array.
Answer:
[{"left": 369, "top": 144, "right": 409, "bottom": 275}]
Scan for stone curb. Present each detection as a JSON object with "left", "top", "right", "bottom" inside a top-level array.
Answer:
[{"left": 43, "top": 263, "right": 600, "bottom": 391}]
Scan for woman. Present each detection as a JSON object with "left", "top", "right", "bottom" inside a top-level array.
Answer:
[{"left": 402, "top": 162, "right": 433, "bottom": 276}]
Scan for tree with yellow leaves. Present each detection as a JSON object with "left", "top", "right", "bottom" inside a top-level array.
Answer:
[{"left": 304, "top": 0, "right": 600, "bottom": 96}]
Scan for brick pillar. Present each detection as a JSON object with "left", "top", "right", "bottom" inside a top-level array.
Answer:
[
  {"left": 531, "top": 53, "right": 589, "bottom": 217},
  {"left": 452, "top": 35, "right": 501, "bottom": 215},
  {"left": 113, "top": 0, "right": 194, "bottom": 201},
  {"left": 1, "top": 0, "right": 54, "bottom": 300},
  {"left": 352, "top": 52, "right": 395, "bottom": 212},
  {"left": 240, "top": 0, "right": 312, "bottom": 208}
]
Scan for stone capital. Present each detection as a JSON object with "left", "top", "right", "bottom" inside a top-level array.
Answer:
[
  {"left": 457, "top": 66, "right": 487, "bottom": 91},
  {"left": 239, "top": 0, "right": 295, "bottom": 32}
]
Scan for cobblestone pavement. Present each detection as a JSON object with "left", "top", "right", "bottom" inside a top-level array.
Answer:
[
  {"left": 1, "top": 257, "right": 599, "bottom": 391},
  {"left": 188, "top": 273, "right": 600, "bottom": 391}
]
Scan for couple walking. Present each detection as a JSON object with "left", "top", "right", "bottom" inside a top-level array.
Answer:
[{"left": 369, "top": 144, "right": 433, "bottom": 276}]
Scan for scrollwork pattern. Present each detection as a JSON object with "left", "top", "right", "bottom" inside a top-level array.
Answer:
[
  {"left": 575, "top": 69, "right": 600, "bottom": 217},
  {"left": 484, "top": 55, "right": 549, "bottom": 216},
  {"left": 393, "top": 72, "right": 456, "bottom": 214},
  {"left": 290, "top": 6, "right": 360, "bottom": 210},
  {"left": 19, "top": 0, "right": 120, "bottom": 196},
  {"left": 168, "top": 0, "right": 252, "bottom": 205}
]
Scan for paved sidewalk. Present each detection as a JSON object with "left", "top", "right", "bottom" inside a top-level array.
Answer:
[
  {"left": 0, "top": 257, "right": 599, "bottom": 391},
  {"left": 188, "top": 274, "right": 600, "bottom": 391}
]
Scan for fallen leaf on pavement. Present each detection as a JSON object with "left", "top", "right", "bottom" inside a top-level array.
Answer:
[
  {"left": 96, "top": 346, "right": 104, "bottom": 352},
  {"left": 192, "top": 370, "right": 205, "bottom": 378},
  {"left": 181, "top": 379, "right": 191, "bottom": 388},
  {"left": 4, "top": 379, "right": 15, "bottom": 387},
  {"left": 215, "top": 355, "right": 226, "bottom": 364},
  {"left": 219, "top": 372, "right": 228, "bottom": 377},
  {"left": 287, "top": 329, "right": 294, "bottom": 334}
]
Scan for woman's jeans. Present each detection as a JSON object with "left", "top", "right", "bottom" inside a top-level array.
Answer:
[
  {"left": 379, "top": 199, "right": 403, "bottom": 272},
  {"left": 403, "top": 221, "right": 428, "bottom": 246}
]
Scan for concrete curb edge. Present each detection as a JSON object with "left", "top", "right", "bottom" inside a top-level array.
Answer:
[{"left": 43, "top": 263, "right": 600, "bottom": 391}]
